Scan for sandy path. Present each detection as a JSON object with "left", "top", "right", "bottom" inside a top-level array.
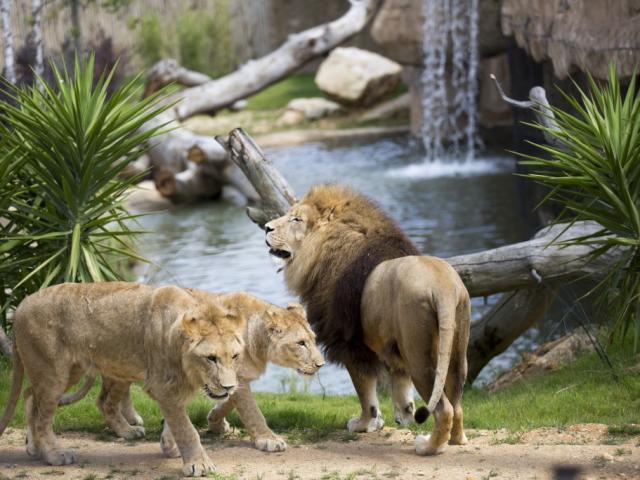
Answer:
[{"left": 1, "top": 424, "right": 638, "bottom": 479}]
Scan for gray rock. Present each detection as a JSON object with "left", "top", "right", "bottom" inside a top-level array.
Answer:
[{"left": 315, "top": 47, "right": 402, "bottom": 106}]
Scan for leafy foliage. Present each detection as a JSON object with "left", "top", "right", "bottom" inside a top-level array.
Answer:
[
  {"left": 518, "top": 65, "right": 640, "bottom": 349},
  {"left": 0, "top": 56, "right": 170, "bottom": 331}
]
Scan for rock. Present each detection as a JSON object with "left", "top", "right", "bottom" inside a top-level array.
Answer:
[
  {"left": 276, "top": 109, "right": 306, "bottom": 127},
  {"left": 285, "top": 97, "right": 342, "bottom": 120},
  {"left": 370, "top": 0, "right": 507, "bottom": 66},
  {"left": 315, "top": 47, "right": 402, "bottom": 107},
  {"left": 502, "top": 0, "right": 640, "bottom": 80},
  {"left": 359, "top": 92, "right": 410, "bottom": 123},
  {"left": 229, "top": 99, "right": 248, "bottom": 111}
]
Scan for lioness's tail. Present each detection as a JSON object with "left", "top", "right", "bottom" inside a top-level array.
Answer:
[
  {"left": 414, "top": 297, "right": 457, "bottom": 423},
  {"left": 58, "top": 375, "right": 96, "bottom": 406},
  {"left": 0, "top": 345, "right": 24, "bottom": 436}
]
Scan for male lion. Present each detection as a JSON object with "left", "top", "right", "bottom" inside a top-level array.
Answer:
[
  {"left": 160, "top": 292, "right": 325, "bottom": 454},
  {"left": 0, "top": 282, "right": 245, "bottom": 477},
  {"left": 265, "top": 184, "right": 471, "bottom": 455}
]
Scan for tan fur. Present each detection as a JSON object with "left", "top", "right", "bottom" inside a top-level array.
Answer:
[
  {"left": 0, "top": 282, "right": 246, "bottom": 477},
  {"left": 265, "top": 185, "right": 471, "bottom": 455},
  {"left": 75, "top": 292, "right": 324, "bottom": 454}
]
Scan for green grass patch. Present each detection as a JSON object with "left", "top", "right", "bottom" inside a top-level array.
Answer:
[
  {"left": 246, "top": 74, "right": 323, "bottom": 110},
  {"left": 0, "top": 340, "right": 638, "bottom": 441}
]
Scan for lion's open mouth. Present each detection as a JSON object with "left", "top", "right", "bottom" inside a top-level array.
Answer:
[
  {"left": 203, "top": 384, "right": 229, "bottom": 400},
  {"left": 268, "top": 247, "right": 292, "bottom": 260}
]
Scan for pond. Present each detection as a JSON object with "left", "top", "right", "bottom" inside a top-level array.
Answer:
[{"left": 138, "top": 135, "right": 533, "bottom": 394}]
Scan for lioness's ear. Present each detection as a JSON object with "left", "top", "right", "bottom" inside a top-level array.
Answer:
[
  {"left": 287, "top": 302, "right": 305, "bottom": 316},
  {"left": 180, "top": 310, "right": 202, "bottom": 339}
]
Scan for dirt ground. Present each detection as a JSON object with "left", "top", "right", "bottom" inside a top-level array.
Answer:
[{"left": 1, "top": 424, "right": 638, "bottom": 480}]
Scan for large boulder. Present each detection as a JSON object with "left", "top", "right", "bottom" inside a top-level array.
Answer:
[
  {"left": 315, "top": 47, "right": 402, "bottom": 107},
  {"left": 370, "top": 0, "right": 507, "bottom": 66}
]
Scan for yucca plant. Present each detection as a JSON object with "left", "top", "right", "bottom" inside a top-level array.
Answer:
[
  {"left": 0, "top": 55, "right": 171, "bottom": 332},
  {"left": 518, "top": 65, "right": 640, "bottom": 350}
]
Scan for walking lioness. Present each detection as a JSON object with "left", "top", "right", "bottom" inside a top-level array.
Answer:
[{"left": 0, "top": 282, "right": 246, "bottom": 477}]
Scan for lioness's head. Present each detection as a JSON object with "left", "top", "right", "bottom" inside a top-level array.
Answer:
[
  {"left": 179, "top": 299, "right": 246, "bottom": 400},
  {"left": 264, "top": 302, "right": 324, "bottom": 375}
]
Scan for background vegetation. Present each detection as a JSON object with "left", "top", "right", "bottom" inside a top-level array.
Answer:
[
  {"left": 519, "top": 66, "right": 640, "bottom": 350},
  {"left": 0, "top": 56, "right": 169, "bottom": 333}
]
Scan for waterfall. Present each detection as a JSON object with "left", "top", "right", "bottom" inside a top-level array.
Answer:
[{"left": 421, "top": 0, "right": 479, "bottom": 161}]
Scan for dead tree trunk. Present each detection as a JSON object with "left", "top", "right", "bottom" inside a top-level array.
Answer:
[
  {"left": 1, "top": 0, "right": 15, "bottom": 84},
  {"left": 142, "top": 0, "right": 381, "bottom": 203},
  {"left": 217, "top": 128, "right": 625, "bottom": 384},
  {"left": 31, "top": 0, "right": 44, "bottom": 84}
]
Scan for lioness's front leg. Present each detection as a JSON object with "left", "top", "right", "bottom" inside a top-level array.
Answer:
[
  {"left": 233, "top": 384, "right": 286, "bottom": 452},
  {"left": 345, "top": 363, "right": 384, "bottom": 433},
  {"left": 156, "top": 398, "right": 215, "bottom": 477},
  {"left": 206, "top": 396, "right": 235, "bottom": 435}
]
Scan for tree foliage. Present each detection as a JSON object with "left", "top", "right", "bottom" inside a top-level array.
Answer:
[
  {"left": 519, "top": 65, "right": 640, "bottom": 350},
  {"left": 0, "top": 56, "right": 170, "bottom": 332}
]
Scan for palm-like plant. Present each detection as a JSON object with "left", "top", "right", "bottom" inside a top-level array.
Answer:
[
  {"left": 519, "top": 65, "right": 640, "bottom": 350},
  {"left": 0, "top": 56, "right": 170, "bottom": 331}
]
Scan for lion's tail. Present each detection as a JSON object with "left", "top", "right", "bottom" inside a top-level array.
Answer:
[
  {"left": 0, "top": 343, "right": 24, "bottom": 437},
  {"left": 426, "top": 298, "right": 457, "bottom": 414}
]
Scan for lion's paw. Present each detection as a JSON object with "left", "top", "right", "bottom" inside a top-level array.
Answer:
[
  {"left": 121, "top": 425, "right": 145, "bottom": 440},
  {"left": 449, "top": 432, "right": 468, "bottom": 445},
  {"left": 207, "top": 417, "right": 231, "bottom": 435},
  {"left": 415, "top": 434, "right": 446, "bottom": 456},
  {"left": 125, "top": 411, "right": 144, "bottom": 427},
  {"left": 182, "top": 454, "right": 216, "bottom": 477},
  {"left": 254, "top": 434, "right": 287, "bottom": 452},
  {"left": 394, "top": 402, "right": 415, "bottom": 426},
  {"left": 43, "top": 448, "right": 76, "bottom": 466},
  {"left": 347, "top": 415, "right": 384, "bottom": 433}
]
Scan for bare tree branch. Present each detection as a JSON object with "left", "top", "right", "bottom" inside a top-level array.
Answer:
[
  {"left": 490, "top": 73, "right": 563, "bottom": 149},
  {"left": 1, "top": 0, "right": 16, "bottom": 84}
]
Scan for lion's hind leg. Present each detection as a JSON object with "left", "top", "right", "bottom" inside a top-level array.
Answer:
[
  {"left": 404, "top": 338, "right": 453, "bottom": 455},
  {"left": 448, "top": 300, "right": 470, "bottom": 446},
  {"left": 96, "top": 377, "right": 145, "bottom": 440},
  {"left": 390, "top": 369, "right": 415, "bottom": 426},
  {"left": 28, "top": 364, "right": 79, "bottom": 465}
]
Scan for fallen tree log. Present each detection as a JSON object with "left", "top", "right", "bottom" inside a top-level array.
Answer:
[
  {"left": 0, "top": 328, "right": 11, "bottom": 358},
  {"left": 142, "top": 0, "right": 381, "bottom": 204},
  {"left": 218, "top": 128, "right": 625, "bottom": 383}
]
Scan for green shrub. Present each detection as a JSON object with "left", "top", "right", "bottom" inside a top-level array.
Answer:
[
  {"left": 0, "top": 56, "right": 170, "bottom": 332},
  {"left": 135, "top": 13, "right": 166, "bottom": 68},
  {"left": 518, "top": 65, "right": 640, "bottom": 350}
]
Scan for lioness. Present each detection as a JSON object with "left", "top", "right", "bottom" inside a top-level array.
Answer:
[
  {"left": 0, "top": 282, "right": 246, "bottom": 477},
  {"left": 160, "top": 292, "right": 325, "bottom": 454},
  {"left": 265, "top": 184, "right": 471, "bottom": 455}
]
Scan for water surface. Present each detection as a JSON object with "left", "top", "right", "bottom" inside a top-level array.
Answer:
[{"left": 139, "top": 136, "right": 531, "bottom": 393}]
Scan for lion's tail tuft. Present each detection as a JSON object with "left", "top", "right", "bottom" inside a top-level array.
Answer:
[{"left": 414, "top": 405, "right": 429, "bottom": 424}]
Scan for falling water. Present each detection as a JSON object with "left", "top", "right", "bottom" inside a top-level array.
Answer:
[{"left": 421, "top": 0, "right": 479, "bottom": 161}]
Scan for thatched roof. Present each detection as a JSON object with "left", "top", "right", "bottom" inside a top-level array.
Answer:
[{"left": 502, "top": 0, "right": 640, "bottom": 80}]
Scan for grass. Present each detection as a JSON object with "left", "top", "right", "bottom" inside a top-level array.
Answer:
[
  {"left": 245, "top": 74, "right": 323, "bottom": 110},
  {"left": 0, "top": 340, "right": 638, "bottom": 443}
]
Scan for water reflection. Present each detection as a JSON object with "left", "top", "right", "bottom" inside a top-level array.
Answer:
[{"left": 139, "top": 136, "right": 530, "bottom": 393}]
